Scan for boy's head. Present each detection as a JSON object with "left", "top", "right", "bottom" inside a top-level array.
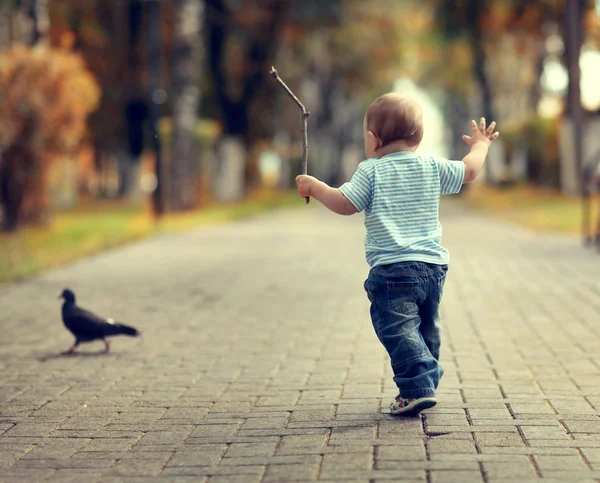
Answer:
[{"left": 364, "top": 93, "right": 423, "bottom": 158}]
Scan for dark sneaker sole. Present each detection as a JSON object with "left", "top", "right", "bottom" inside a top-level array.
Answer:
[{"left": 390, "top": 398, "right": 437, "bottom": 417}]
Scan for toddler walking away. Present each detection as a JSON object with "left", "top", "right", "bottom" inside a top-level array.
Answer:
[{"left": 296, "top": 93, "right": 499, "bottom": 416}]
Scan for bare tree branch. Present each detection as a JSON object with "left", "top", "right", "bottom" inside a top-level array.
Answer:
[{"left": 270, "top": 66, "right": 310, "bottom": 204}]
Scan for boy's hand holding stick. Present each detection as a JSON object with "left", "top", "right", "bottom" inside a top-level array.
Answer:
[{"left": 270, "top": 66, "right": 310, "bottom": 204}]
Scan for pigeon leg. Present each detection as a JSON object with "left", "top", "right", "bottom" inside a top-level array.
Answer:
[
  {"left": 61, "top": 339, "right": 79, "bottom": 355},
  {"left": 102, "top": 338, "right": 110, "bottom": 353}
]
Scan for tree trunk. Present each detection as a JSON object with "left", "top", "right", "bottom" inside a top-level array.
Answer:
[
  {"left": 0, "top": 0, "right": 51, "bottom": 231},
  {"left": 14, "top": 0, "right": 49, "bottom": 45},
  {"left": 30, "top": 0, "right": 49, "bottom": 45},
  {"left": 206, "top": 0, "right": 288, "bottom": 198},
  {"left": 0, "top": 152, "right": 26, "bottom": 232},
  {"left": 467, "top": 0, "right": 494, "bottom": 184},
  {"left": 169, "top": 0, "right": 203, "bottom": 211},
  {"left": 470, "top": 37, "right": 494, "bottom": 184},
  {"left": 564, "top": 0, "right": 585, "bottom": 194}
]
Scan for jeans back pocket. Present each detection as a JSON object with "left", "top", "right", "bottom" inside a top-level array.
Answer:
[{"left": 386, "top": 280, "right": 419, "bottom": 315}]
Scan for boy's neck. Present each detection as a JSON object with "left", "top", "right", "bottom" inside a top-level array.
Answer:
[{"left": 374, "top": 140, "right": 418, "bottom": 158}]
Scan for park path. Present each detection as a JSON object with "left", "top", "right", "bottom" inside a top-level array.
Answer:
[{"left": 2, "top": 199, "right": 600, "bottom": 482}]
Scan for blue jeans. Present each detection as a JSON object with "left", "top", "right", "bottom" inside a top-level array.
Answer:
[{"left": 364, "top": 261, "right": 447, "bottom": 399}]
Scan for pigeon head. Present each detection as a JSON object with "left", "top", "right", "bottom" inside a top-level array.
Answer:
[{"left": 59, "top": 289, "right": 76, "bottom": 303}]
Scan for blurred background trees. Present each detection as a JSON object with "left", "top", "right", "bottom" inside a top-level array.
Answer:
[{"left": 0, "top": 0, "right": 598, "bottom": 231}]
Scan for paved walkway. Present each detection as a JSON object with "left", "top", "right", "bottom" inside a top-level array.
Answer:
[{"left": 2, "top": 200, "right": 600, "bottom": 482}]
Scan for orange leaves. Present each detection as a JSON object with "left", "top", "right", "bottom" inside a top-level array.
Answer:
[{"left": 0, "top": 44, "right": 100, "bottom": 161}]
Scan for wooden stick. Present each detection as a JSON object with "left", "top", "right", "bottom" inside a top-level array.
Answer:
[{"left": 270, "top": 66, "right": 310, "bottom": 204}]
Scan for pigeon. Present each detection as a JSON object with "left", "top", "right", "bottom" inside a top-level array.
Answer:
[{"left": 59, "top": 288, "right": 140, "bottom": 354}]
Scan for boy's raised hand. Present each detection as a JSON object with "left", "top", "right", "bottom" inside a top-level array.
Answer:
[{"left": 462, "top": 118, "right": 499, "bottom": 147}]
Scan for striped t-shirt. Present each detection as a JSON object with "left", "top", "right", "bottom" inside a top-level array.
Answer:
[{"left": 338, "top": 151, "right": 465, "bottom": 268}]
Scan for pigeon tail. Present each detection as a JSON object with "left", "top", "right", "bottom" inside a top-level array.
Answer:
[{"left": 113, "top": 323, "right": 139, "bottom": 337}]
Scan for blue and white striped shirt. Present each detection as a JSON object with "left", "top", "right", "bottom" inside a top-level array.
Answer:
[{"left": 339, "top": 151, "right": 465, "bottom": 268}]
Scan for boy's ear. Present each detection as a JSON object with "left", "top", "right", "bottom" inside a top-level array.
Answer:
[{"left": 367, "top": 131, "right": 379, "bottom": 151}]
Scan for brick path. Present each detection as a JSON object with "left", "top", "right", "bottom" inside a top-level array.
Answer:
[{"left": 2, "top": 200, "right": 600, "bottom": 482}]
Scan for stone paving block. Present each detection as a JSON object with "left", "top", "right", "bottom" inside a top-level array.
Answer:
[
  {"left": 59, "top": 418, "right": 113, "bottom": 430},
  {"left": 376, "top": 460, "right": 479, "bottom": 471},
  {"left": 72, "top": 451, "right": 173, "bottom": 460},
  {"left": 240, "top": 417, "right": 289, "bottom": 429},
  {"left": 341, "top": 384, "right": 381, "bottom": 399},
  {"left": 167, "top": 448, "right": 226, "bottom": 467},
  {"left": 572, "top": 433, "right": 600, "bottom": 441},
  {"left": 377, "top": 444, "right": 426, "bottom": 460},
  {"left": 462, "top": 388, "right": 504, "bottom": 401},
  {"left": 206, "top": 476, "right": 260, "bottom": 483},
  {"left": 580, "top": 448, "right": 600, "bottom": 463},
  {"left": 297, "top": 390, "right": 341, "bottom": 404},
  {"left": 15, "top": 458, "right": 116, "bottom": 469},
  {"left": 256, "top": 395, "right": 300, "bottom": 407},
  {"left": 130, "top": 443, "right": 184, "bottom": 452},
  {"left": 424, "top": 413, "right": 469, "bottom": 426},
  {"left": 467, "top": 408, "right": 512, "bottom": 420},
  {"left": 288, "top": 409, "right": 334, "bottom": 423},
  {"left": 475, "top": 432, "right": 526, "bottom": 447},
  {"left": 3, "top": 423, "right": 58, "bottom": 437},
  {"left": 324, "top": 445, "right": 373, "bottom": 454},
  {"left": 236, "top": 428, "right": 325, "bottom": 438},
  {"left": 162, "top": 464, "right": 266, "bottom": 477},
  {"left": 210, "top": 402, "right": 254, "bottom": 413},
  {"left": 220, "top": 455, "right": 321, "bottom": 466},
  {"left": 320, "top": 469, "right": 426, "bottom": 480},
  {"left": 102, "top": 455, "right": 171, "bottom": 477},
  {"left": 534, "top": 455, "right": 588, "bottom": 471},
  {"left": 378, "top": 420, "right": 424, "bottom": 439},
  {"left": 563, "top": 420, "right": 600, "bottom": 434},
  {"left": 481, "top": 446, "right": 579, "bottom": 456},
  {"left": 427, "top": 425, "right": 517, "bottom": 434},
  {"left": 429, "top": 470, "right": 484, "bottom": 482},
  {"left": 225, "top": 442, "right": 278, "bottom": 458},
  {"left": 548, "top": 398, "right": 596, "bottom": 415},
  {"left": 317, "top": 480, "right": 371, "bottom": 483},
  {"left": 49, "top": 429, "right": 144, "bottom": 439},
  {"left": 0, "top": 468, "right": 57, "bottom": 480},
  {"left": 198, "top": 418, "right": 246, "bottom": 426},
  {"left": 0, "top": 445, "right": 34, "bottom": 468},
  {"left": 20, "top": 438, "right": 90, "bottom": 459},
  {"left": 507, "top": 403, "right": 555, "bottom": 415},
  {"left": 138, "top": 429, "right": 194, "bottom": 445},
  {"left": 45, "top": 469, "right": 105, "bottom": 482},
  {"left": 427, "top": 438, "right": 477, "bottom": 454},
  {"left": 481, "top": 460, "right": 538, "bottom": 480},
  {"left": 328, "top": 426, "right": 375, "bottom": 442},
  {"left": 262, "top": 462, "right": 320, "bottom": 482},
  {"left": 520, "top": 425, "right": 570, "bottom": 440},
  {"left": 535, "top": 470, "right": 600, "bottom": 480},
  {"left": 336, "top": 403, "right": 379, "bottom": 415},
  {"left": 276, "top": 435, "right": 327, "bottom": 455},
  {"left": 190, "top": 425, "right": 240, "bottom": 438},
  {"left": 321, "top": 453, "right": 372, "bottom": 473},
  {"left": 287, "top": 421, "right": 333, "bottom": 429}
]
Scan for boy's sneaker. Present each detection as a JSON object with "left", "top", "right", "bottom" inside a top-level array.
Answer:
[{"left": 390, "top": 395, "right": 437, "bottom": 416}]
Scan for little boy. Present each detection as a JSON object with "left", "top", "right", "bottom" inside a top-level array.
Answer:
[{"left": 296, "top": 93, "right": 499, "bottom": 416}]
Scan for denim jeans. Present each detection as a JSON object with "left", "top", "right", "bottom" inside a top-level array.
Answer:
[{"left": 364, "top": 261, "right": 447, "bottom": 399}]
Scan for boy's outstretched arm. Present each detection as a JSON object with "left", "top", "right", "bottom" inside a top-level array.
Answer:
[
  {"left": 462, "top": 118, "right": 499, "bottom": 183},
  {"left": 296, "top": 175, "right": 358, "bottom": 215}
]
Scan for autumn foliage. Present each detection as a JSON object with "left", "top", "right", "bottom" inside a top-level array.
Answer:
[{"left": 0, "top": 43, "right": 100, "bottom": 230}]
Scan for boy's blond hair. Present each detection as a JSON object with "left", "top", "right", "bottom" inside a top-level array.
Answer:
[{"left": 365, "top": 93, "right": 423, "bottom": 148}]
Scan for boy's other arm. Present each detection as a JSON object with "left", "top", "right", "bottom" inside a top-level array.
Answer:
[
  {"left": 296, "top": 175, "right": 358, "bottom": 215},
  {"left": 462, "top": 118, "right": 499, "bottom": 183},
  {"left": 462, "top": 141, "right": 489, "bottom": 183}
]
